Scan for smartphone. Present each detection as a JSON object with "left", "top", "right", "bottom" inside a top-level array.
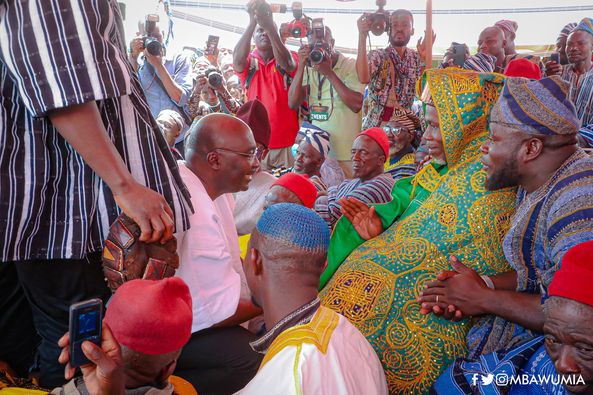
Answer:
[
  {"left": 205, "top": 35, "right": 219, "bottom": 56},
  {"left": 452, "top": 43, "right": 466, "bottom": 67},
  {"left": 69, "top": 299, "right": 103, "bottom": 367},
  {"left": 550, "top": 52, "right": 560, "bottom": 64}
]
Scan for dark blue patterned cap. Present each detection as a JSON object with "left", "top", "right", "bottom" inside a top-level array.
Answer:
[{"left": 256, "top": 203, "right": 329, "bottom": 252}]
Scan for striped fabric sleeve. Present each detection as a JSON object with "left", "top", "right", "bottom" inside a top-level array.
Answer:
[
  {"left": 545, "top": 175, "right": 593, "bottom": 289},
  {"left": 0, "top": 0, "right": 130, "bottom": 117},
  {"left": 579, "top": 123, "right": 593, "bottom": 148}
]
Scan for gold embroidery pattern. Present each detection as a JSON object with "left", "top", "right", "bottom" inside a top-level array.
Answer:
[
  {"left": 438, "top": 204, "right": 458, "bottom": 226},
  {"left": 320, "top": 69, "right": 515, "bottom": 394},
  {"left": 259, "top": 307, "right": 340, "bottom": 370}
]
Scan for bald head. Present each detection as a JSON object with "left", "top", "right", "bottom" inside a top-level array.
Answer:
[
  {"left": 184, "top": 113, "right": 258, "bottom": 197},
  {"left": 185, "top": 113, "right": 252, "bottom": 158},
  {"left": 478, "top": 26, "right": 506, "bottom": 59}
]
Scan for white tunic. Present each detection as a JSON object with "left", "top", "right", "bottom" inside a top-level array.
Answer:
[
  {"left": 236, "top": 307, "right": 388, "bottom": 395},
  {"left": 175, "top": 162, "right": 242, "bottom": 333}
]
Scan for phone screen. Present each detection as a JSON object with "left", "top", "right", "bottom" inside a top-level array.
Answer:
[
  {"left": 69, "top": 299, "right": 103, "bottom": 367},
  {"left": 78, "top": 311, "right": 100, "bottom": 335}
]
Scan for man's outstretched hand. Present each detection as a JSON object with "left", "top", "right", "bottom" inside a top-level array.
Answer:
[
  {"left": 339, "top": 197, "right": 383, "bottom": 240},
  {"left": 58, "top": 323, "right": 125, "bottom": 395}
]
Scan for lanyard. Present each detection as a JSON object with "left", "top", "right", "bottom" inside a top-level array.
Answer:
[{"left": 317, "top": 74, "right": 334, "bottom": 105}]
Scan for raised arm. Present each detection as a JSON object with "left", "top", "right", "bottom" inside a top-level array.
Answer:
[
  {"left": 233, "top": 4, "right": 258, "bottom": 73},
  {"left": 356, "top": 15, "right": 372, "bottom": 84},
  {"left": 288, "top": 45, "right": 309, "bottom": 110}
]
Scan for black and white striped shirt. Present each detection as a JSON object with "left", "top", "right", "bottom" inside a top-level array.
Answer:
[{"left": 0, "top": 0, "right": 192, "bottom": 261}]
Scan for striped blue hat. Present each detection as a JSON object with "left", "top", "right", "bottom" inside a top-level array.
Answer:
[
  {"left": 490, "top": 76, "right": 580, "bottom": 135},
  {"left": 256, "top": 203, "right": 329, "bottom": 253},
  {"left": 574, "top": 17, "right": 593, "bottom": 36},
  {"left": 298, "top": 122, "right": 331, "bottom": 158}
]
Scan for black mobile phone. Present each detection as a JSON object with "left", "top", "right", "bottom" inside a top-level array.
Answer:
[
  {"left": 452, "top": 43, "right": 466, "bottom": 67},
  {"left": 69, "top": 298, "right": 103, "bottom": 367},
  {"left": 205, "top": 35, "right": 219, "bottom": 56},
  {"left": 550, "top": 52, "right": 560, "bottom": 64}
]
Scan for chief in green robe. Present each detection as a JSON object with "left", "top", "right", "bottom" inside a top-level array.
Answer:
[{"left": 319, "top": 69, "right": 517, "bottom": 394}]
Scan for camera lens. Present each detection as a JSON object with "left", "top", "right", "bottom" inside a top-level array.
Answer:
[
  {"left": 309, "top": 48, "right": 324, "bottom": 65},
  {"left": 208, "top": 72, "right": 223, "bottom": 89},
  {"left": 144, "top": 38, "right": 162, "bottom": 56}
]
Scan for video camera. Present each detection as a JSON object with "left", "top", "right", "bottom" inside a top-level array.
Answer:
[
  {"left": 362, "top": 0, "right": 389, "bottom": 36},
  {"left": 280, "top": 2, "right": 311, "bottom": 39},
  {"left": 308, "top": 18, "right": 330, "bottom": 65},
  {"left": 142, "top": 14, "right": 165, "bottom": 56}
]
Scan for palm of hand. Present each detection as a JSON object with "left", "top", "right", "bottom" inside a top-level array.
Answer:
[{"left": 351, "top": 207, "right": 382, "bottom": 240}]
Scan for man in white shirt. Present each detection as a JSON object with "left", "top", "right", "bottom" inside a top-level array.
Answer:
[
  {"left": 238, "top": 203, "right": 388, "bottom": 395},
  {"left": 173, "top": 113, "right": 263, "bottom": 395}
]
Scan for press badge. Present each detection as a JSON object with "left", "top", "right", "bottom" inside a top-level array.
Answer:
[{"left": 310, "top": 105, "right": 329, "bottom": 121}]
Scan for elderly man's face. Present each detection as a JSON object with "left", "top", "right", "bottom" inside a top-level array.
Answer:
[
  {"left": 423, "top": 105, "right": 446, "bottom": 164},
  {"left": 384, "top": 123, "right": 414, "bottom": 158},
  {"left": 567, "top": 30, "right": 593, "bottom": 65},
  {"left": 263, "top": 185, "right": 302, "bottom": 210},
  {"left": 478, "top": 27, "right": 506, "bottom": 58},
  {"left": 351, "top": 135, "right": 385, "bottom": 182},
  {"left": 294, "top": 141, "right": 323, "bottom": 176},
  {"left": 544, "top": 297, "right": 593, "bottom": 394},
  {"left": 481, "top": 122, "right": 522, "bottom": 191}
]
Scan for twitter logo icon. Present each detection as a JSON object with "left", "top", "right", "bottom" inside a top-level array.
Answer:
[{"left": 481, "top": 374, "right": 494, "bottom": 385}]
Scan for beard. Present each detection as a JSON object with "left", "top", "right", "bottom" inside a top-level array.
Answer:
[
  {"left": 485, "top": 156, "right": 521, "bottom": 191},
  {"left": 389, "top": 141, "right": 406, "bottom": 158},
  {"left": 389, "top": 34, "right": 411, "bottom": 48}
]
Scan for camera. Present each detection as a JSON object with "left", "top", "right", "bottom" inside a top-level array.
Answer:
[
  {"left": 280, "top": 2, "right": 311, "bottom": 38},
  {"left": 362, "top": 0, "right": 389, "bottom": 36},
  {"left": 205, "top": 66, "right": 224, "bottom": 89},
  {"left": 308, "top": 18, "right": 329, "bottom": 65},
  {"left": 143, "top": 37, "right": 164, "bottom": 56},
  {"left": 142, "top": 14, "right": 164, "bottom": 56}
]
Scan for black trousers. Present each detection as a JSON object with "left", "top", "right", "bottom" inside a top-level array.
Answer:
[
  {"left": 174, "top": 325, "right": 263, "bottom": 395},
  {"left": 0, "top": 263, "right": 40, "bottom": 377},
  {"left": 0, "top": 253, "right": 110, "bottom": 387}
]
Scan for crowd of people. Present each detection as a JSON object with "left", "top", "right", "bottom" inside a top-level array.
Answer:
[{"left": 1, "top": 0, "right": 593, "bottom": 394}]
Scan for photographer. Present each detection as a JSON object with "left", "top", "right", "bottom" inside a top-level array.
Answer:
[
  {"left": 233, "top": 0, "right": 299, "bottom": 171},
  {"left": 357, "top": 9, "right": 433, "bottom": 130},
  {"left": 187, "top": 67, "right": 242, "bottom": 119},
  {"left": 288, "top": 24, "right": 364, "bottom": 178},
  {"left": 128, "top": 18, "right": 193, "bottom": 124}
]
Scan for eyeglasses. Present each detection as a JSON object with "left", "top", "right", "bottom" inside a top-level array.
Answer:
[
  {"left": 382, "top": 126, "right": 408, "bottom": 135},
  {"left": 212, "top": 147, "right": 261, "bottom": 162}
]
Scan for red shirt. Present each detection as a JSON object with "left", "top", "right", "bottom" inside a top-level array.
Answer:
[{"left": 236, "top": 50, "right": 300, "bottom": 149}]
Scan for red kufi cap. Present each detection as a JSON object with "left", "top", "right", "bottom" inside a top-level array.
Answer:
[
  {"left": 104, "top": 278, "right": 192, "bottom": 355},
  {"left": 359, "top": 128, "right": 390, "bottom": 159},
  {"left": 549, "top": 241, "right": 593, "bottom": 307},
  {"left": 273, "top": 173, "right": 317, "bottom": 208}
]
